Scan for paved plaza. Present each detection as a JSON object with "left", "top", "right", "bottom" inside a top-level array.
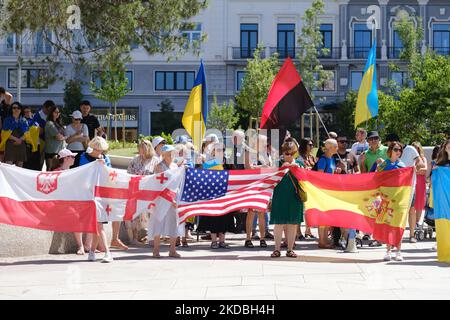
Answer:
[{"left": 0, "top": 231, "right": 449, "bottom": 300}]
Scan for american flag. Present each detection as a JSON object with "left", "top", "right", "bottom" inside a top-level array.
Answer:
[{"left": 177, "top": 167, "right": 288, "bottom": 223}]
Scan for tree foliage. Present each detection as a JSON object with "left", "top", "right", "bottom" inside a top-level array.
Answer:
[
  {"left": 235, "top": 45, "right": 279, "bottom": 126},
  {"left": 207, "top": 96, "right": 239, "bottom": 132},
  {"left": 0, "top": 0, "right": 208, "bottom": 63},
  {"left": 63, "top": 79, "right": 83, "bottom": 121},
  {"left": 296, "top": 0, "right": 331, "bottom": 98}
]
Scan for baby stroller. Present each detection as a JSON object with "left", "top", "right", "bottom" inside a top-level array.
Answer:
[{"left": 414, "top": 187, "right": 435, "bottom": 241}]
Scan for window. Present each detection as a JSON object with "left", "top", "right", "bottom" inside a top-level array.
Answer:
[
  {"left": 155, "top": 71, "right": 195, "bottom": 91},
  {"left": 392, "top": 30, "right": 403, "bottom": 58},
  {"left": 277, "top": 24, "right": 295, "bottom": 58},
  {"left": 236, "top": 71, "right": 247, "bottom": 91},
  {"left": 433, "top": 24, "right": 450, "bottom": 55},
  {"left": 92, "top": 71, "right": 133, "bottom": 91},
  {"left": 353, "top": 23, "right": 372, "bottom": 58},
  {"left": 240, "top": 24, "right": 258, "bottom": 58},
  {"left": 391, "top": 71, "right": 411, "bottom": 87},
  {"left": 313, "top": 71, "right": 335, "bottom": 91},
  {"left": 8, "top": 69, "right": 49, "bottom": 88},
  {"left": 182, "top": 23, "right": 202, "bottom": 44},
  {"left": 351, "top": 71, "right": 364, "bottom": 91},
  {"left": 319, "top": 24, "right": 333, "bottom": 57},
  {"left": 35, "top": 31, "right": 52, "bottom": 54}
]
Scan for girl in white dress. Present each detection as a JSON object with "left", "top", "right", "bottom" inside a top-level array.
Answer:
[{"left": 148, "top": 144, "right": 183, "bottom": 258}]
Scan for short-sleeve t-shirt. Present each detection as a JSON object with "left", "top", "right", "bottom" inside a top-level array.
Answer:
[
  {"left": 65, "top": 124, "right": 89, "bottom": 151},
  {"left": 377, "top": 159, "right": 406, "bottom": 171},
  {"left": 400, "top": 145, "right": 419, "bottom": 167},
  {"left": 351, "top": 141, "right": 369, "bottom": 161},
  {"left": 81, "top": 114, "right": 100, "bottom": 139},
  {"left": 317, "top": 156, "right": 336, "bottom": 174},
  {"left": 364, "top": 145, "right": 388, "bottom": 172}
]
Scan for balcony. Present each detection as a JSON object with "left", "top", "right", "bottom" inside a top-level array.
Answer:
[
  {"left": 268, "top": 47, "right": 341, "bottom": 59},
  {"left": 432, "top": 47, "right": 450, "bottom": 56},
  {"left": 348, "top": 47, "right": 382, "bottom": 59},
  {"left": 0, "top": 44, "right": 54, "bottom": 57},
  {"left": 231, "top": 47, "right": 265, "bottom": 59}
]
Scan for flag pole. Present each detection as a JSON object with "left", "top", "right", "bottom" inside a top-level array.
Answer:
[{"left": 311, "top": 105, "right": 343, "bottom": 163}]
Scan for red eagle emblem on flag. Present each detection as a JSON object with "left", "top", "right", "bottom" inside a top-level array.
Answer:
[{"left": 36, "top": 172, "right": 62, "bottom": 195}]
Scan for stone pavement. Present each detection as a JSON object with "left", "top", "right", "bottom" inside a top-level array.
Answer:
[{"left": 0, "top": 232, "right": 449, "bottom": 300}]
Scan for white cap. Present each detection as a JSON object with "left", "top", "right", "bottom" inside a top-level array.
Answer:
[
  {"left": 71, "top": 110, "right": 83, "bottom": 119},
  {"left": 152, "top": 136, "right": 167, "bottom": 149},
  {"left": 161, "top": 144, "right": 175, "bottom": 153},
  {"left": 58, "top": 148, "right": 77, "bottom": 159},
  {"left": 204, "top": 133, "right": 219, "bottom": 143}
]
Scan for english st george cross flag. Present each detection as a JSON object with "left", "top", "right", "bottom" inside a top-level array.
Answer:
[
  {"left": 177, "top": 167, "right": 288, "bottom": 223},
  {"left": 0, "top": 161, "right": 98, "bottom": 233},
  {"left": 94, "top": 164, "right": 183, "bottom": 222}
]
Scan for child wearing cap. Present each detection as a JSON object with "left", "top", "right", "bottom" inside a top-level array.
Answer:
[
  {"left": 149, "top": 144, "right": 183, "bottom": 258},
  {"left": 52, "top": 149, "right": 86, "bottom": 255}
]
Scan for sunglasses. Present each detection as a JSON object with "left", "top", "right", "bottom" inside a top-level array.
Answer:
[
  {"left": 12, "top": 107, "right": 20, "bottom": 110},
  {"left": 368, "top": 137, "right": 379, "bottom": 141},
  {"left": 393, "top": 148, "right": 402, "bottom": 152},
  {"left": 338, "top": 140, "right": 348, "bottom": 143},
  {"left": 308, "top": 143, "right": 313, "bottom": 146},
  {"left": 73, "top": 118, "right": 81, "bottom": 121},
  {"left": 54, "top": 111, "right": 61, "bottom": 114},
  {"left": 284, "top": 152, "right": 295, "bottom": 156}
]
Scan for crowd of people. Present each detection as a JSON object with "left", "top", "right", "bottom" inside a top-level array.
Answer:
[{"left": 1, "top": 87, "right": 449, "bottom": 264}]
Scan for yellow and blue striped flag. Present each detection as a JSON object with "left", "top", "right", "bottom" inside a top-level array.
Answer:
[
  {"left": 355, "top": 39, "right": 378, "bottom": 127},
  {"left": 431, "top": 166, "right": 450, "bottom": 263},
  {"left": 182, "top": 60, "right": 208, "bottom": 150}
]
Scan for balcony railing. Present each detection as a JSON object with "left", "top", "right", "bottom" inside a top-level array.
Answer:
[
  {"left": 318, "top": 47, "right": 341, "bottom": 59},
  {"left": 268, "top": 47, "right": 341, "bottom": 59},
  {"left": 432, "top": 47, "right": 450, "bottom": 56},
  {"left": 232, "top": 47, "right": 265, "bottom": 59},
  {"left": 269, "top": 47, "right": 298, "bottom": 58},
  {"left": 0, "top": 44, "right": 54, "bottom": 56},
  {"left": 348, "top": 47, "right": 381, "bottom": 59}
]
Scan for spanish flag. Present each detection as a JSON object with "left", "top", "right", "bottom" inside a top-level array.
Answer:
[
  {"left": 291, "top": 167, "right": 414, "bottom": 246},
  {"left": 355, "top": 39, "right": 378, "bottom": 127},
  {"left": 182, "top": 60, "right": 208, "bottom": 151},
  {"left": 431, "top": 167, "right": 450, "bottom": 263}
]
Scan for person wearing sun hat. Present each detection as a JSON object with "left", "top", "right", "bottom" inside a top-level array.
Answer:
[
  {"left": 152, "top": 136, "right": 167, "bottom": 159},
  {"left": 65, "top": 110, "right": 89, "bottom": 168},
  {"left": 148, "top": 143, "right": 183, "bottom": 258},
  {"left": 359, "top": 131, "right": 388, "bottom": 173}
]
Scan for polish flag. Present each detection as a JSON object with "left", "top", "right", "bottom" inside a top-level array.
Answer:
[
  {"left": 0, "top": 161, "right": 99, "bottom": 233},
  {"left": 94, "top": 164, "right": 183, "bottom": 222}
]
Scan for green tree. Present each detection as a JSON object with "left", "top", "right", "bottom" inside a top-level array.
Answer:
[
  {"left": 154, "top": 98, "right": 182, "bottom": 136},
  {"left": 0, "top": 0, "right": 208, "bottom": 62},
  {"left": 207, "top": 96, "right": 239, "bottom": 132},
  {"left": 90, "top": 52, "right": 131, "bottom": 141},
  {"left": 296, "top": 0, "right": 331, "bottom": 98},
  {"left": 235, "top": 44, "right": 279, "bottom": 128},
  {"left": 63, "top": 79, "right": 84, "bottom": 122}
]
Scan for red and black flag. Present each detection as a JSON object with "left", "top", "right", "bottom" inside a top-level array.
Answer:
[{"left": 260, "top": 57, "right": 313, "bottom": 130}]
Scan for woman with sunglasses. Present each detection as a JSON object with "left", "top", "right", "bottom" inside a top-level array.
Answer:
[
  {"left": 65, "top": 110, "right": 89, "bottom": 168},
  {"left": 270, "top": 140, "right": 305, "bottom": 258},
  {"left": 44, "top": 105, "right": 66, "bottom": 171},
  {"left": 0, "top": 102, "right": 29, "bottom": 167},
  {"left": 376, "top": 142, "right": 406, "bottom": 261}
]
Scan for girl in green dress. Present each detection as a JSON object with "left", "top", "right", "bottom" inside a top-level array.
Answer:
[{"left": 270, "top": 139, "right": 305, "bottom": 258}]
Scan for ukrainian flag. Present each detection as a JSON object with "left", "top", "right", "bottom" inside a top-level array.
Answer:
[
  {"left": 182, "top": 60, "right": 208, "bottom": 151},
  {"left": 355, "top": 39, "right": 378, "bottom": 127},
  {"left": 431, "top": 167, "right": 450, "bottom": 263}
]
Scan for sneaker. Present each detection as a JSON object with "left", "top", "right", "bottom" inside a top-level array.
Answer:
[
  {"left": 409, "top": 237, "right": 417, "bottom": 243},
  {"left": 101, "top": 252, "right": 113, "bottom": 263},
  {"left": 211, "top": 241, "right": 220, "bottom": 249},
  {"left": 88, "top": 251, "right": 96, "bottom": 262},
  {"left": 383, "top": 252, "right": 392, "bottom": 261},
  {"left": 394, "top": 252, "right": 403, "bottom": 261}
]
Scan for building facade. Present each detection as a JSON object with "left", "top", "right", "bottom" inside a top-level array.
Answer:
[{"left": 0, "top": 0, "right": 449, "bottom": 136}]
